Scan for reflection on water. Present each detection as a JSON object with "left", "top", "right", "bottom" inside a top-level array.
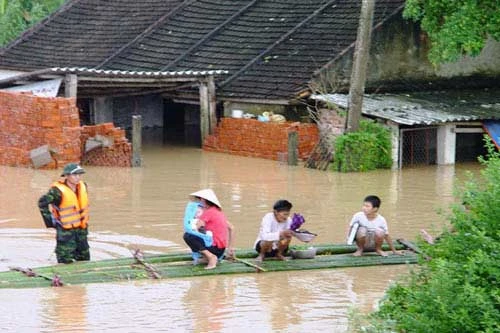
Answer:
[{"left": 0, "top": 148, "right": 481, "bottom": 332}]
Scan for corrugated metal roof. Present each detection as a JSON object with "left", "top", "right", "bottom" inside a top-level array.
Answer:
[
  {"left": 48, "top": 67, "right": 229, "bottom": 78},
  {"left": 312, "top": 91, "right": 500, "bottom": 125}
]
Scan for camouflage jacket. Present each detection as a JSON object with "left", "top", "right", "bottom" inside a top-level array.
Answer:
[{"left": 38, "top": 182, "right": 88, "bottom": 228}]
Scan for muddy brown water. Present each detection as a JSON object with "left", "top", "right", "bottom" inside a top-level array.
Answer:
[{"left": 0, "top": 146, "right": 480, "bottom": 332}]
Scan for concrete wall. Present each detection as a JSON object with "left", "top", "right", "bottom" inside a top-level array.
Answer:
[{"left": 314, "top": 16, "right": 500, "bottom": 92}]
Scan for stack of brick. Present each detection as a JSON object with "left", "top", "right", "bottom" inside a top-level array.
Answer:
[
  {"left": 80, "top": 123, "right": 132, "bottom": 167},
  {"left": 0, "top": 91, "right": 132, "bottom": 168},
  {"left": 0, "top": 91, "right": 81, "bottom": 168},
  {"left": 203, "top": 118, "right": 319, "bottom": 160}
]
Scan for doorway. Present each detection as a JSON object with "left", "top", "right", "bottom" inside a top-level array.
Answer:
[{"left": 163, "top": 100, "right": 201, "bottom": 146}]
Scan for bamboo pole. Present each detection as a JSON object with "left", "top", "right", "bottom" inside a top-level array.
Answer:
[
  {"left": 1, "top": 251, "right": 417, "bottom": 289},
  {"left": 231, "top": 257, "right": 267, "bottom": 272},
  {"left": 0, "top": 243, "right": 412, "bottom": 289}
]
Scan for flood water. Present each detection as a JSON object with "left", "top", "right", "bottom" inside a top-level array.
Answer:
[{"left": 0, "top": 146, "right": 481, "bottom": 332}]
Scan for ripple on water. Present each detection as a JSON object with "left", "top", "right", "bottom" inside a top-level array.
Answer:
[{"left": 0, "top": 150, "right": 479, "bottom": 332}]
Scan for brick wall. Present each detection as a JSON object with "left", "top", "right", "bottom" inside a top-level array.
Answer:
[
  {"left": 203, "top": 118, "right": 319, "bottom": 160},
  {"left": 0, "top": 91, "right": 131, "bottom": 168},
  {"left": 0, "top": 91, "right": 81, "bottom": 167},
  {"left": 81, "top": 123, "right": 131, "bottom": 167}
]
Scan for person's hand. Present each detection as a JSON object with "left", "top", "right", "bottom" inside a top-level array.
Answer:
[
  {"left": 195, "top": 219, "right": 205, "bottom": 229},
  {"left": 226, "top": 248, "right": 235, "bottom": 259},
  {"left": 280, "top": 230, "right": 293, "bottom": 239}
]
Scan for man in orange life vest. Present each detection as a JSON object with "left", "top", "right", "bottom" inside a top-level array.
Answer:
[{"left": 38, "top": 163, "right": 90, "bottom": 263}]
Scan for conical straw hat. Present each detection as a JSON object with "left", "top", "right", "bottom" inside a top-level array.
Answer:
[{"left": 190, "top": 189, "right": 222, "bottom": 208}]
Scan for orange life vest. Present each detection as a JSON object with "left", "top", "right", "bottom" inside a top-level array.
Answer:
[{"left": 51, "top": 180, "right": 89, "bottom": 229}]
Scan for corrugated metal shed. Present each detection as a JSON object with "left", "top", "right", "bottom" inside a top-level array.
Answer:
[{"left": 312, "top": 90, "right": 500, "bottom": 125}]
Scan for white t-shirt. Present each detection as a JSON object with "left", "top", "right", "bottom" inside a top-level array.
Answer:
[
  {"left": 254, "top": 212, "right": 292, "bottom": 249},
  {"left": 349, "top": 212, "right": 388, "bottom": 234}
]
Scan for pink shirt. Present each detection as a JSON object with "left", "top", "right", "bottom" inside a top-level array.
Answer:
[{"left": 200, "top": 206, "right": 229, "bottom": 248}]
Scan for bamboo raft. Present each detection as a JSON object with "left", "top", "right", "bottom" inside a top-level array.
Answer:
[{"left": 0, "top": 241, "right": 418, "bottom": 289}]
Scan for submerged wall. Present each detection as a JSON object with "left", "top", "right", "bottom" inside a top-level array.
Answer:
[{"left": 203, "top": 118, "right": 319, "bottom": 161}]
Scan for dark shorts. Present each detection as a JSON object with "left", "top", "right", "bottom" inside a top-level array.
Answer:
[
  {"left": 183, "top": 232, "right": 225, "bottom": 258},
  {"left": 255, "top": 240, "right": 288, "bottom": 258}
]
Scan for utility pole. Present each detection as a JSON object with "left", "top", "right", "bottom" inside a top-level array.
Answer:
[{"left": 346, "top": 0, "right": 375, "bottom": 133}]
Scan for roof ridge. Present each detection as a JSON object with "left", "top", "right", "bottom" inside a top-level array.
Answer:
[
  {"left": 161, "top": 0, "right": 260, "bottom": 71},
  {"left": 218, "top": 0, "right": 339, "bottom": 88},
  {"left": 97, "top": 0, "right": 197, "bottom": 69},
  {"left": 0, "top": 0, "right": 80, "bottom": 56}
]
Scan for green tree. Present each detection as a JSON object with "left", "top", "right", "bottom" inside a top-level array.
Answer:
[
  {"left": 354, "top": 138, "right": 500, "bottom": 332},
  {"left": 0, "top": 0, "right": 65, "bottom": 46},
  {"left": 404, "top": 0, "right": 500, "bottom": 64}
]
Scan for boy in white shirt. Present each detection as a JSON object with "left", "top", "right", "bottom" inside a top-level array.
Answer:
[
  {"left": 254, "top": 199, "right": 294, "bottom": 262},
  {"left": 347, "top": 195, "right": 399, "bottom": 257}
]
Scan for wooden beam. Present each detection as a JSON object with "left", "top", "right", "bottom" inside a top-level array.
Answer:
[
  {"left": 76, "top": 76, "right": 200, "bottom": 83},
  {"left": 207, "top": 76, "right": 217, "bottom": 134},
  {"left": 452, "top": 127, "right": 485, "bottom": 133},
  {"left": 76, "top": 82, "right": 181, "bottom": 88},
  {"left": 221, "top": 97, "right": 290, "bottom": 105},
  {"left": 77, "top": 82, "right": 198, "bottom": 98},
  {"left": 199, "top": 81, "right": 209, "bottom": 143}
]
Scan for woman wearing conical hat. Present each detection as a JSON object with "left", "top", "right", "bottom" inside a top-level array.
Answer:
[{"left": 183, "top": 189, "right": 235, "bottom": 269}]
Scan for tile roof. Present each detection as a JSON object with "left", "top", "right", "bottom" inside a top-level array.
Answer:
[
  {"left": 0, "top": 0, "right": 184, "bottom": 70},
  {"left": 312, "top": 89, "right": 500, "bottom": 125},
  {"left": 0, "top": 0, "right": 405, "bottom": 100}
]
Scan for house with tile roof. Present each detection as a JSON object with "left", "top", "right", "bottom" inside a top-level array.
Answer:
[{"left": 1, "top": 0, "right": 499, "bottom": 166}]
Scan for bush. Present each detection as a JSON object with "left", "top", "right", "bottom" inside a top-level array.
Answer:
[
  {"left": 357, "top": 138, "right": 500, "bottom": 333},
  {"left": 333, "top": 119, "right": 392, "bottom": 172}
]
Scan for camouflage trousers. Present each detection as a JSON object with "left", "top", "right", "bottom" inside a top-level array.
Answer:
[{"left": 55, "top": 226, "right": 90, "bottom": 263}]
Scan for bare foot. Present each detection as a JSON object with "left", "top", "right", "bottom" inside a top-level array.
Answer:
[
  {"left": 195, "top": 258, "right": 208, "bottom": 265},
  {"left": 353, "top": 250, "right": 363, "bottom": 257},
  {"left": 276, "top": 254, "right": 287, "bottom": 261},
  {"left": 376, "top": 249, "right": 388, "bottom": 257},
  {"left": 255, "top": 254, "right": 264, "bottom": 263},
  {"left": 204, "top": 253, "right": 218, "bottom": 270}
]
